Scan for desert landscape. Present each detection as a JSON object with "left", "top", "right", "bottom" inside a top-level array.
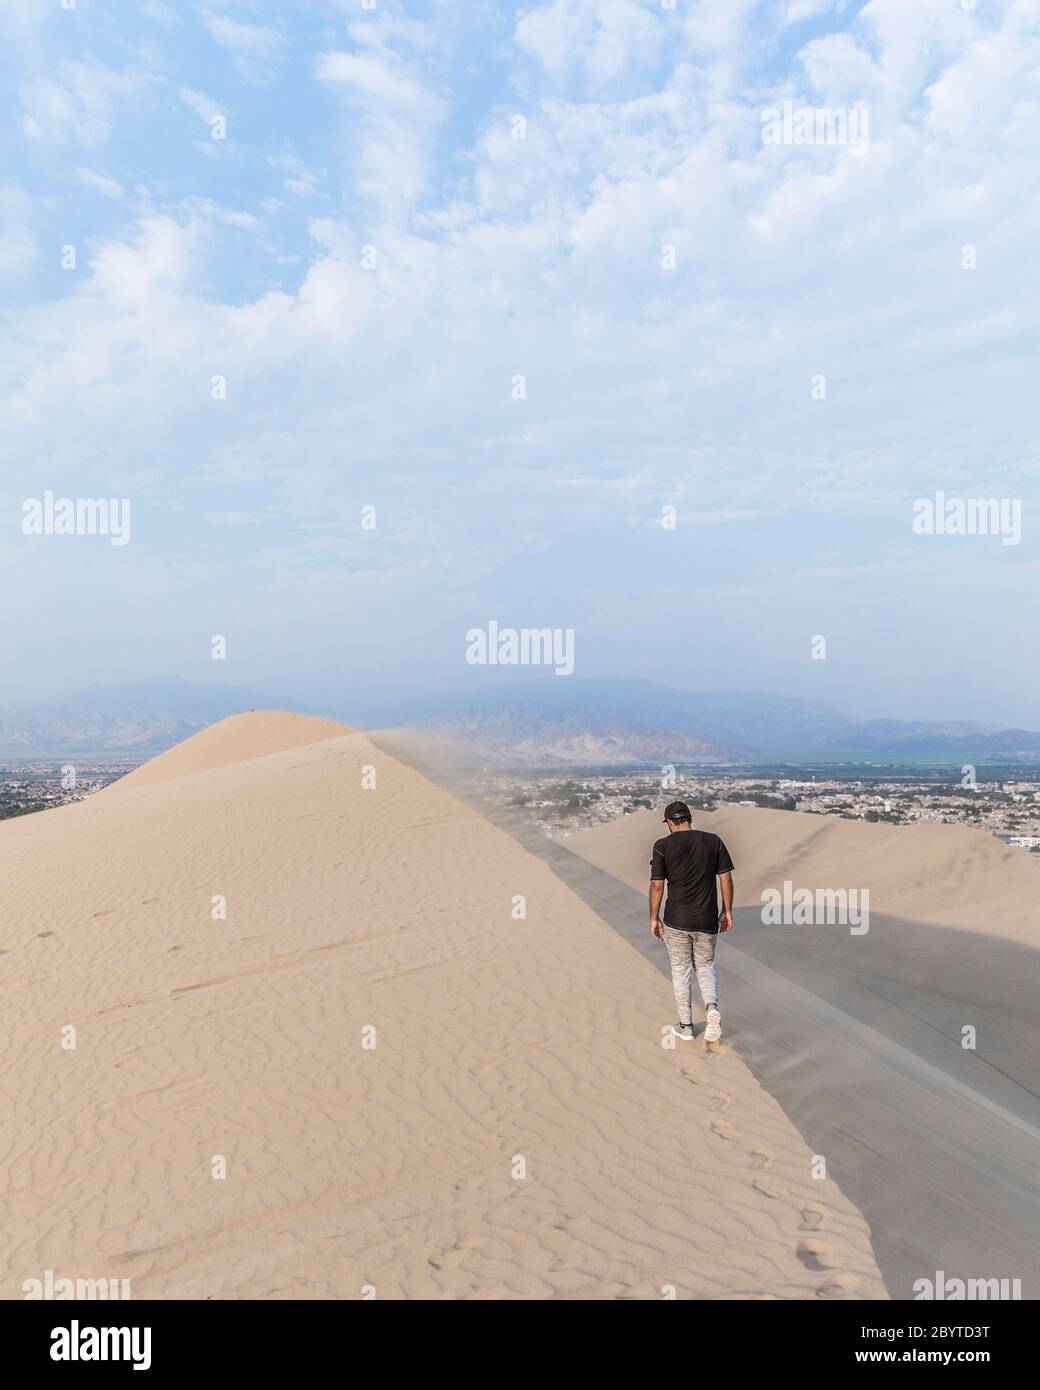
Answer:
[
  {"left": 3, "top": 0, "right": 1035, "bottom": 1355},
  {"left": 0, "top": 713, "right": 884, "bottom": 1300}
]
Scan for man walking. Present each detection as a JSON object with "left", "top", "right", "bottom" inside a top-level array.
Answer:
[{"left": 649, "top": 801, "right": 734, "bottom": 1043}]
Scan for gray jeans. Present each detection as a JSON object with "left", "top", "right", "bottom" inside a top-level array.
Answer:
[{"left": 663, "top": 925, "right": 718, "bottom": 1026}]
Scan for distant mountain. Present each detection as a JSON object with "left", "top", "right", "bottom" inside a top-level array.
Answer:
[
  {"left": 390, "top": 679, "right": 1040, "bottom": 766},
  {"left": 372, "top": 679, "right": 845, "bottom": 753},
  {"left": 393, "top": 682, "right": 741, "bottom": 766},
  {"left": 1, "top": 675, "right": 1036, "bottom": 766},
  {"left": 840, "top": 720, "right": 1040, "bottom": 760},
  {"left": 0, "top": 679, "right": 301, "bottom": 757},
  {"left": 425, "top": 712, "right": 732, "bottom": 768}
]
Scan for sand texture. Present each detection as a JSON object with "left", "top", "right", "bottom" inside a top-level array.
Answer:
[{"left": 0, "top": 715, "right": 883, "bottom": 1300}]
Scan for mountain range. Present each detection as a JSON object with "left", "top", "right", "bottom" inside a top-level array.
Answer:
[
  {"left": 0, "top": 679, "right": 301, "bottom": 757},
  {"left": 0, "top": 677, "right": 1037, "bottom": 766},
  {"left": 387, "top": 680, "right": 1040, "bottom": 766}
]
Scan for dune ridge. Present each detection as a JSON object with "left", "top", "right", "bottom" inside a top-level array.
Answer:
[
  {"left": 103, "top": 711, "right": 354, "bottom": 791},
  {"left": 0, "top": 715, "right": 883, "bottom": 1299}
]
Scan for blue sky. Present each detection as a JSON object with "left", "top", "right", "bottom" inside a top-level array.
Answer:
[{"left": 1, "top": 0, "right": 1037, "bottom": 725}]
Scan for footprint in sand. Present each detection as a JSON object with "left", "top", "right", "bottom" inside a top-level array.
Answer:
[
  {"left": 428, "top": 1251, "right": 464, "bottom": 1271},
  {"left": 796, "top": 1238, "right": 835, "bottom": 1272},
  {"left": 747, "top": 1150, "right": 774, "bottom": 1170},
  {"left": 799, "top": 1206, "right": 825, "bottom": 1231},
  {"left": 429, "top": 1242, "right": 474, "bottom": 1270},
  {"left": 429, "top": 1233, "right": 489, "bottom": 1270},
  {"left": 751, "top": 1177, "right": 785, "bottom": 1200},
  {"left": 816, "top": 1274, "right": 855, "bottom": 1299},
  {"left": 708, "top": 1092, "right": 730, "bottom": 1111},
  {"left": 709, "top": 1119, "right": 739, "bottom": 1142}
]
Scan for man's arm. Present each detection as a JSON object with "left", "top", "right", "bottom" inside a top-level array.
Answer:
[
  {"left": 718, "top": 871, "right": 734, "bottom": 932},
  {"left": 649, "top": 880, "right": 665, "bottom": 939}
]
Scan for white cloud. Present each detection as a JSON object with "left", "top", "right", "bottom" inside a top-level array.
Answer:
[
  {"left": 316, "top": 50, "right": 434, "bottom": 113},
  {"left": 780, "top": 0, "right": 846, "bottom": 27},
  {"left": 179, "top": 86, "right": 225, "bottom": 124},
  {"left": 0, "top": 0, "right": 50, "bottom": 40},
  {"left": 180, "top": 197, "right": 259, "bottom": 229},
  {"left": 202, "top": 11, "right": 280, "bottom": 55},
  {"left": 2, "top": 0, "right": 1038, "bottom": 718},
  {"left": 201, "top": 10, "right": 284, "bottom": 81},
  {"left": 924, "top": 20, "right": 1040, "bottom": 145},
  {"left": 76, "top": 167, "right": 124, "bottom": 200},
  {"left": 797, "top": 32, "right": 881, "bottom": 103},
  {"left": 515, "top": 0, "right": 667, "bottom": 90},
  {"left": 316, "top": 34, "right": 446, "bottom": 215},
  {"left": 86, "top": 214, "right": 202, "bottom": 310},
  {"left": 0, "top": 183, "right": 39, "bottom": 274},
  {"left": 20, "top": 60, "right": 152, "bottom": 146},
  {"left": 267, "top": 151, "right": 323, "bottom": 199},
  {"left": 141, "top": 0, "right": 182, "bottom": 25},
  {"left": 678, "top": 0, "right": 761, "bottom": 61}
]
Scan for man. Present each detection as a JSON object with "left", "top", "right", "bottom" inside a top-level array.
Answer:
[{"left": 649, "top": 800, "right": 734, "bottom": 1043}]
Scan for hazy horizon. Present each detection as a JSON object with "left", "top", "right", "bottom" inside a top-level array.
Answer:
[
  {"left": 2, "top": 1, "right": 1036, "bottom": 726},
  {"left": 4, "top": 667, "right": 1034, "bottom": 756}
]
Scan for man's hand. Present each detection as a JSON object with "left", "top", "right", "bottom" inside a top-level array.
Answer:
[
  {"left": 718, "top": 871, "right": 734, "bottom": 933},
  {"left": 649, "top": 879, "right": 666, "bottom": 940}
]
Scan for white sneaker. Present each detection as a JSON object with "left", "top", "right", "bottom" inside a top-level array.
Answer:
[
  {"left": 704, "top": 1007, "right": 722, "bottom": 1043},
  {"left": 671, "top": 1022, "right": 695, "bottom": 1041}
]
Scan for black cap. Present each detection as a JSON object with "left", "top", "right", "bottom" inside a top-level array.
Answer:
[{"left": 663, "top": 800, "right": 692, "bottom": 823}]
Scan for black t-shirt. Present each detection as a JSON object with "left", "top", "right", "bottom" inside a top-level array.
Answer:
[{"left": 650, "top": 830, "right": 734, "bottom": 933}]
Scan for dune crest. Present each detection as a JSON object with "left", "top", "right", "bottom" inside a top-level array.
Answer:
[{"left": 103, "top": 711, "right": 355, "bottom": 792}]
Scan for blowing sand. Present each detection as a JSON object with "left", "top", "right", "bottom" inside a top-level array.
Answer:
[
  {"left": 566, "top": 803, "right": 1040, "bottom": 946},
  {"left": 0, "top": 715, "right": 883, "bottom": 1299}
]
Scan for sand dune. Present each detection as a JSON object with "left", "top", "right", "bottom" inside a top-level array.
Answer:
[
  {"left": 0, "top": 716, "right": 883, "bottom": 1299},
  {"left": 566, "top": 803, "right": 1040, "bottom": 945},
  {"left": 105, "top": 711, "right": 353, "bottom": 791}
]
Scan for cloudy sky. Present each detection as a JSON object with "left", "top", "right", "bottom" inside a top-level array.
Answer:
[{"left": 1, "top": 0, "right": 1037, "bottom": 725}]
